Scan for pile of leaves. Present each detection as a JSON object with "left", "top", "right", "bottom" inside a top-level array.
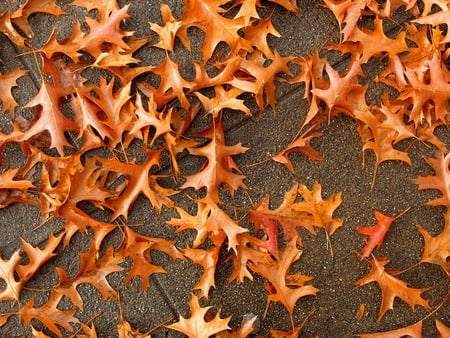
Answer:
[{"left": 0, "top": 0, "right": 449, "bottom": 336}]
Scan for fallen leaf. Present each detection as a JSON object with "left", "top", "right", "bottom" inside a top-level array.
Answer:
[
  {"left": 357, "top": 211, "right": 396, "bottom": 259},
  {"left": 417, "top": 210, "right": 450, "bottom": 275},
  {"left": 19, "top": 293, "right": 80, "bottom": 336},
  {"left": 412, "top": 152, "right": 450, "bottom": 208},
  {"left": 167, "top": 293, "right": 231, "bottom": 338},
  {"left": 355, "top": 257, "right": 431, "bottom": 322},
  {"left": 0, "top": 250, "right": 22, "bottom": 301}
]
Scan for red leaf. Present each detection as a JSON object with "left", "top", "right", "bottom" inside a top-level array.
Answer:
[{"left": 357, "top": 211, "right": 396, "bottom": 259}]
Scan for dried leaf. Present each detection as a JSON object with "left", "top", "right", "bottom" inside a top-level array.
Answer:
[
  {"left": 167, "top": 293, "right": 231, "bottom": 338},
  {"left": 355, "top": 257, "right": 431, "bottom": 322}
]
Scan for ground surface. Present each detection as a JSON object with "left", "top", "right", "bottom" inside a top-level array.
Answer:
[{"left": 0, "top": 0, "right": 449, "bottom": 337}]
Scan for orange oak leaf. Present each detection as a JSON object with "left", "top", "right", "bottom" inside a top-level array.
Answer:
[
  {"left": 31, "top": 326, "right": 54, "bottom": 338},
  {"left": 183, "top": 240, "right": 223, "bottom": 299},
  {"left": 97, "top": 150, "right": 176, "bottom": 219},
  {"left": 167, "top": 293, "right": 231, "bottom": 338},
  {"left": 249, "top": 183, "right": 316, "bottom": 257},
  {"left": 0, "top": 59, "right": 78, "bottom": 155},
  {"left": 217, "top": 313, "right": 258, "bottom": 337},
  {"left": 249, "top": 239, "right": 319, "bottom": 325},
  {"left": 232, "top": 0, "right": 260, "bottom": 27},
  {"left": 117, "top": 319, "right": 149, "bottom": 338},
  {"left": 194, "top": 85, "right": 251, "bottom": 118},
  {"left": 242, "top": 17, "right": 281, "bottom": 59},
  {"left": 86, "top": 77, "right": 133, "bottom": 146},
  {"left": 181, "top": 119, "right": 248, "bottom": 203},
  {"left": 354, "top": 107, "right": 412, "bottom": 187},
  {"left": 417, "top": 210, "right": 450, "bottom": 275},
  {"left": 436, "top": 318, "right": 450, "bottom": 338},
  {"left": 120, "top": 226, "right": 183, "bottom": 290},
  {"left": 0, "top": 168, "right": 34, "bottom": 191},
  {"left": 16, "top": 233, "right": 63, "bottom": 282},
  {"left": 294, "top": 183, "right": 344, "bottom": 251},
  {"left": 269, "top": 0, "right": 298, "bottom": 12},
  {"left": 311, "top": 57, "right": 366, "bottom": 122},
  {"left": 347, "top": 17, "right": 409, "bottom": 63},
  {"left": 412, "top": 152, "right": 450, "bottom": 208},
  {"left": 149, "top": 56, "right": 194, "bottom": 109},
  {"left": 272, "top": 124, "right": 324, "bottom": 173},
  {"left": 7, "top": 0, "right": 65, "bottom": 48},
  {"left": 355, "top": 319, "right": 422, "bottom": 338},
  {"left": 415, "top": 0, "right": 449, "bottom": 18},
  {"left": 0, "top": 250, "right": 22, "bottom": 301},
  {"left": 70, "top": 0, "right": 121, "bottom": 19},
  {"left": 229, "top": 50, "right": 292, "bottom": 110},
  {"left": 413, "top": 8, "right": 450, "bottom": 43},
  {"left": 271, "top": 327, "right": 301, "bottom": 338},
  {"left": 19, "top": 293, "right": 80, "bottom": 336},
  {"left": 76, "top": 323, "right": 99, "bottom": 338},
  {"left": 179, "top": 0, "right": 253, "bottom": 60},
  {"left": 355, "top": 257, "right": 431, "bottom": 322},
  {"left": 54, "top": 244, "right": 124, "bottom": 309},
  {"left": 27, "top": 151, "right": 116, "bottom": 248},
  {"left": 80, "top": 4, "right": 133, "bottom": 58},
  {"left": 398, "top": 52, "right": 450, "bottom": 126},
  {"left": 357, "top": 211, "right": 396, "bottom": 259},
  {"left": 322, "top": 0, "right": 366, "bottom": 41},
  {"left": 228, "top": 233, "right": 272, "bottom": 284},
  {"left": 250, "top": 182, "right": 343, "bottom": 256},
  {"left": 149, "top": 3, "right": 184, "bottom": 51},
  {"left": 184, "top": 247, "right": 218, "bottom": 298},
  {"left": 169, "top": 198, "right": 247, "bottom": 252},
  {"left": 128, "top": 93, "right": 174, "bottom": 146},
  {"left": 0, "top": 68, "right": 27, "bottom": 113}
]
